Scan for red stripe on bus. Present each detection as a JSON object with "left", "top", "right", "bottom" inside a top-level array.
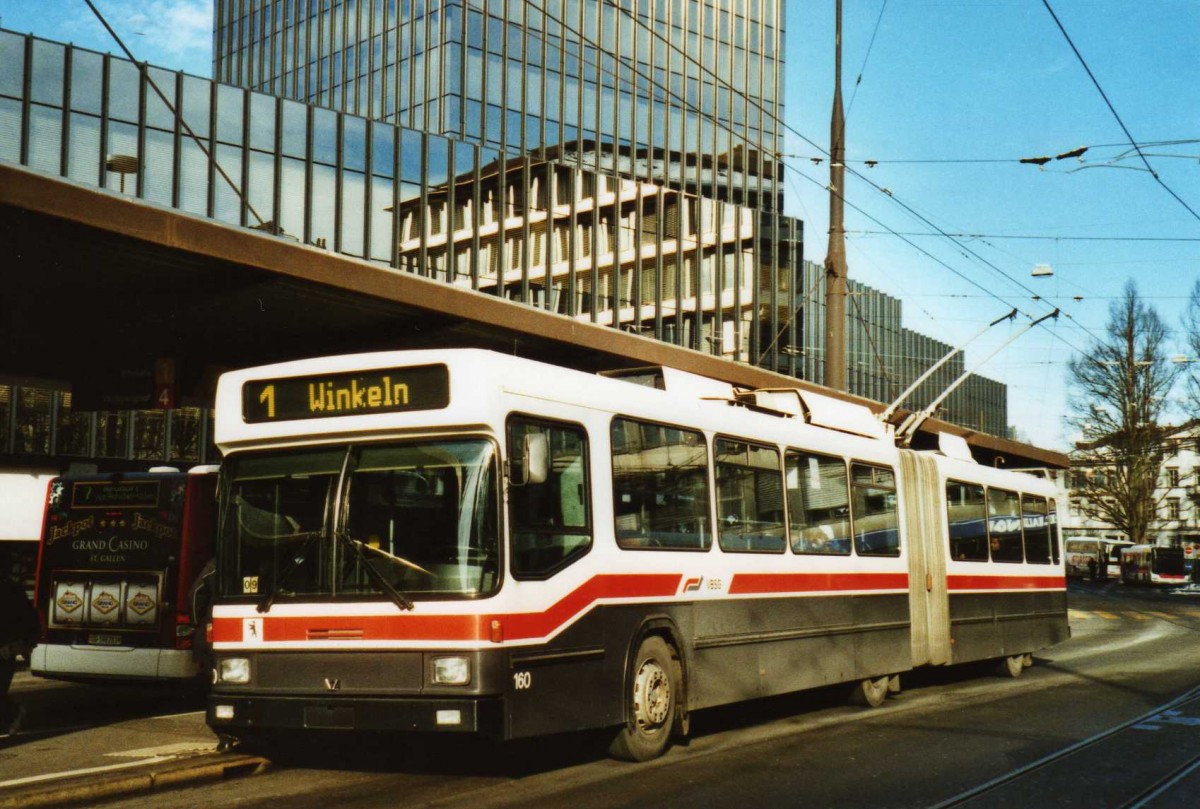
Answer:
[
  {"left": 946, "top": 574, "right": 1066, "bottom": 591},
  {"left": 728, "top": 572, "right": 909, "bottom": 595},
  {"left": 212, "top": 573, "right": 682, "bottom": 644}
]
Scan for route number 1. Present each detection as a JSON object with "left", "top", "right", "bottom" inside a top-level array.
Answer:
[{"left": 258, "top": 384, "right": 276, "bottom": 419}]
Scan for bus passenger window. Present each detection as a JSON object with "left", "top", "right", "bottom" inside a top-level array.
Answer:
[
  {"left": 715, "top": 438, "right": 785, "bottom": 553},
  {"left": 946, "top": 481, "right": 988, "bottom": 561},
  {"left": 987, "top": 488, "right": 1024, "bottom": 563},
  {"left": 611, "top": 418, "right": 711, "bottom": 551},
  {"left": 786, "top": 451, "right": 851, "bottom": 555},
  {"left": 1021, "top": 495, "right": 1052, "bottom": 564},
  {"left": 508, "top": 418, "right": 591, "bottom": 578},
  {"left": 851, "top": 464, "right": 900, "bottom": 557}
]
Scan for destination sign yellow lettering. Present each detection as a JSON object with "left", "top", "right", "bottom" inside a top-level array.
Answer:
[{"left": 242, "top": 365, "right": 449, "bottom": 423}]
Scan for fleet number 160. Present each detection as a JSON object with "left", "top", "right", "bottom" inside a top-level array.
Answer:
[{"left": 513, "top": 671, "right": 532, "bottom": 690}]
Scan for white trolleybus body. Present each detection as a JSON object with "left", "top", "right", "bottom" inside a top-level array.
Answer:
[
  {"left": 206, "top": 349, "right": 1068, "bottom": 760},
  {"left": 33, "top": 467, "right": 218, "bottom": 682}
]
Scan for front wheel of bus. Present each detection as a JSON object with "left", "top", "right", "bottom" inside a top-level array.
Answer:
[{"left": 610, "top": 636, "right": 678, "bottom": 762}]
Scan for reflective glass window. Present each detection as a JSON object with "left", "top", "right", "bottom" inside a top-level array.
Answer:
[
  {"left": 716, "top": 438, "right": 784, "bottom": 553},
  {"left": 946, "top": 480, "right": 988, "bottom": 562},
  {"left": 851, "top": 463, "right": 899, "bottom": 557},
  {"left": 786, "top": 450, "right": 850, "bottom": 555},
  {"left": 508, "top": 417, "right": 592, "bottom": 578},
  {"left": 1021, "top": 495, "right": 1053, "bottom": 565},
  {"left": 612, "top": 417, "right": 710, "bottom": 551},
  {"left": 988, "top": 488, "right": 1024, "bottom": 563}
]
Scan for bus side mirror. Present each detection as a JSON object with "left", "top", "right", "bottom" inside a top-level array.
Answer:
[{"left": 511, "top": 433, "right": 549, "bottom": 486}]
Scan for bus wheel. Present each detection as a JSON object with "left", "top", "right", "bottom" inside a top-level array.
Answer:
[
  {"left": 850, "top": 676, "right": 889, "bottom": 708},
  {"left": 995, "top": 654, "right": 1025, "bottom": 679},
  {"left": 610, "top": 636, "right": 677, "bottom": 762}
]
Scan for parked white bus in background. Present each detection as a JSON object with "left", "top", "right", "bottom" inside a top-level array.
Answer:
[
  {"left": 205, "top": 349, "right": 1068, "bottom": 761},
  {"left": 1064, "top": 537, "right": 1132, "bottom": 581}
]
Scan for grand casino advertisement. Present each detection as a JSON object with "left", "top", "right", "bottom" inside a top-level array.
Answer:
[{"left": 40, "top": 477, "right": 187, "bottom": 636}]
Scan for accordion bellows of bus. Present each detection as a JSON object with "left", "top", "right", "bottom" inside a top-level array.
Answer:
[
  {"left": 206, "top": 349, "right": 1069, "bottom": 761},
  {"left": 32, "top": 467, "right": 217, "bottom": 683}
]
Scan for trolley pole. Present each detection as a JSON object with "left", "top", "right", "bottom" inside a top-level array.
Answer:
[{"left": 823, "top": 0, "right": 848, "bottom": 392}]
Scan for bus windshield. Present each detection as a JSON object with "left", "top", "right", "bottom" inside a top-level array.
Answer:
[{"left": 217, "top": 439, "right": 500, "bottom": 602}]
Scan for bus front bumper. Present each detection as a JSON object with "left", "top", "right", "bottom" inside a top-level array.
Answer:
[
  {"left": 32, "top": 644, "right": 199, "bottom": 682},
  {"left": 206, "top": 693, "right": 503, "bottom": 737}
]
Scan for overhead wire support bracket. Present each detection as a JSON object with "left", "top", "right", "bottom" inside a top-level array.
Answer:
[
  {"left": 879, "top": 307, "right": 1018, "bottom": 425},
  {"left": 894, "top": 309, "right": 1059, "bottom": 447}
]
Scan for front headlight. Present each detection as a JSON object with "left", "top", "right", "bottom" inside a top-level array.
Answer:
[
  {"left": 219, "top": 657, "right": 251, "bottom": 684},
  {"left": 431, "top": 656, "right": 471, "bottom": 685}
]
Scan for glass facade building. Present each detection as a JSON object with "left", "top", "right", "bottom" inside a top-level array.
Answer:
[
  {"left": 214, "top": 1, "right": 782, "bottom": 190},
  {"left": 212, "top": 0, "right": 796, "bottom": 367}
]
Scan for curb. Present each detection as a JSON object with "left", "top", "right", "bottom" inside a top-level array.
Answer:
[{"left": 0, "top": 753, "right": 270, "bottom": 809}]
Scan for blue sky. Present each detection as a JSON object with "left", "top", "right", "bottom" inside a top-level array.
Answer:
[
  {"left": 785, "top": 1, "right": 1200, "bottom": 451},
  {"left": 3, "top": 1, "right": 1198, "bottom": 452},
  {"left": 0, "top": 1, "right": 212, "bottom": 71}
]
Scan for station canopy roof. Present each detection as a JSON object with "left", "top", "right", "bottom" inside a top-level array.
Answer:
[{"left": 0, "top": 162, "right": 1066, "bottom": 470}]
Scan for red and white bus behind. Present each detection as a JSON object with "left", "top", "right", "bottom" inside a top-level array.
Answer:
[
  {"left": 205, "top": 349, "right": 1068, "bottom": 760},
  {"left": 32, "top": 467, "right": 218, "bottom": 683},
  {"left": 1120, "top": 544, "right": 1187, "bottom": 586}
]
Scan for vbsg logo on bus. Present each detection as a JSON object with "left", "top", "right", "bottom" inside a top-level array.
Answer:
[{"left": 242, "top": 364, "right": 450, "bottom": 423}]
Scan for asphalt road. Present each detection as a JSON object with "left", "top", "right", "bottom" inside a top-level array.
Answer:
[{"left": 8, "top": 580, "right": 1200, "bottom": 808}]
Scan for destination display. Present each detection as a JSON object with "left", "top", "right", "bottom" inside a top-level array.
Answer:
[
  {"left": 70, "top": 480, "right": 161, "bottom": 509},
  {"left": 242, "top": 364, "right": 450, "bottom": 423}
]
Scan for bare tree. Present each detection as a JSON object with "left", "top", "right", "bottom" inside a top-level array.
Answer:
[
  {"left": 1067, "top": 281, "right": 1179, "bottom": 545},
  {"left": 1181, "top": 278, "right": 1200, "bottom": 413}
]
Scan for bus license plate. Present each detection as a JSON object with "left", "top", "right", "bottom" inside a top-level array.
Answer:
[{"left": 88, "top": 633, "right": 123, "bottom": 646}]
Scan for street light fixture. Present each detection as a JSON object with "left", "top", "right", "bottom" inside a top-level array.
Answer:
[
  {"left": 1032, "top": 263, "right": 1053, "bottom": 278},
  {"left": 105, "top": 154, "right": 140, "bottom": 193}
]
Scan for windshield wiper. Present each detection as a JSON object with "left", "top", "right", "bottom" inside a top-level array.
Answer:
[
  {"left": 336, "top": 531, "right": 415, "bottom": 611},
  {"left": 256, "top": 530, "right": 324, "bottom": 614},
  {"left": 351, "top": 540, "right": 436, "bottom": 578}
]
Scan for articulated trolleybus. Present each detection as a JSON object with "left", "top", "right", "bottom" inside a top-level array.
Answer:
[
  {"left": 33, "top": 467, "right": 218, "bottom": 682},
  {"left": 206, "top": 349, "right": 1068, "bottom": 760}
]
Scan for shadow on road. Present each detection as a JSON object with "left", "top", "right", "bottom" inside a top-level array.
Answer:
[{"left": 3, "top": 671, "right": 207, "bottom": 750}]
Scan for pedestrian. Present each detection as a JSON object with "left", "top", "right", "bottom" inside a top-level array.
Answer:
[{"left": 0, "top": 574, "right": 39, "bottom": 735}]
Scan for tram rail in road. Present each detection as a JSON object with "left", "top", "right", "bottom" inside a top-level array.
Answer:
[{"left": 932, "top": 683, "right": 1200, "bottom": 809}]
